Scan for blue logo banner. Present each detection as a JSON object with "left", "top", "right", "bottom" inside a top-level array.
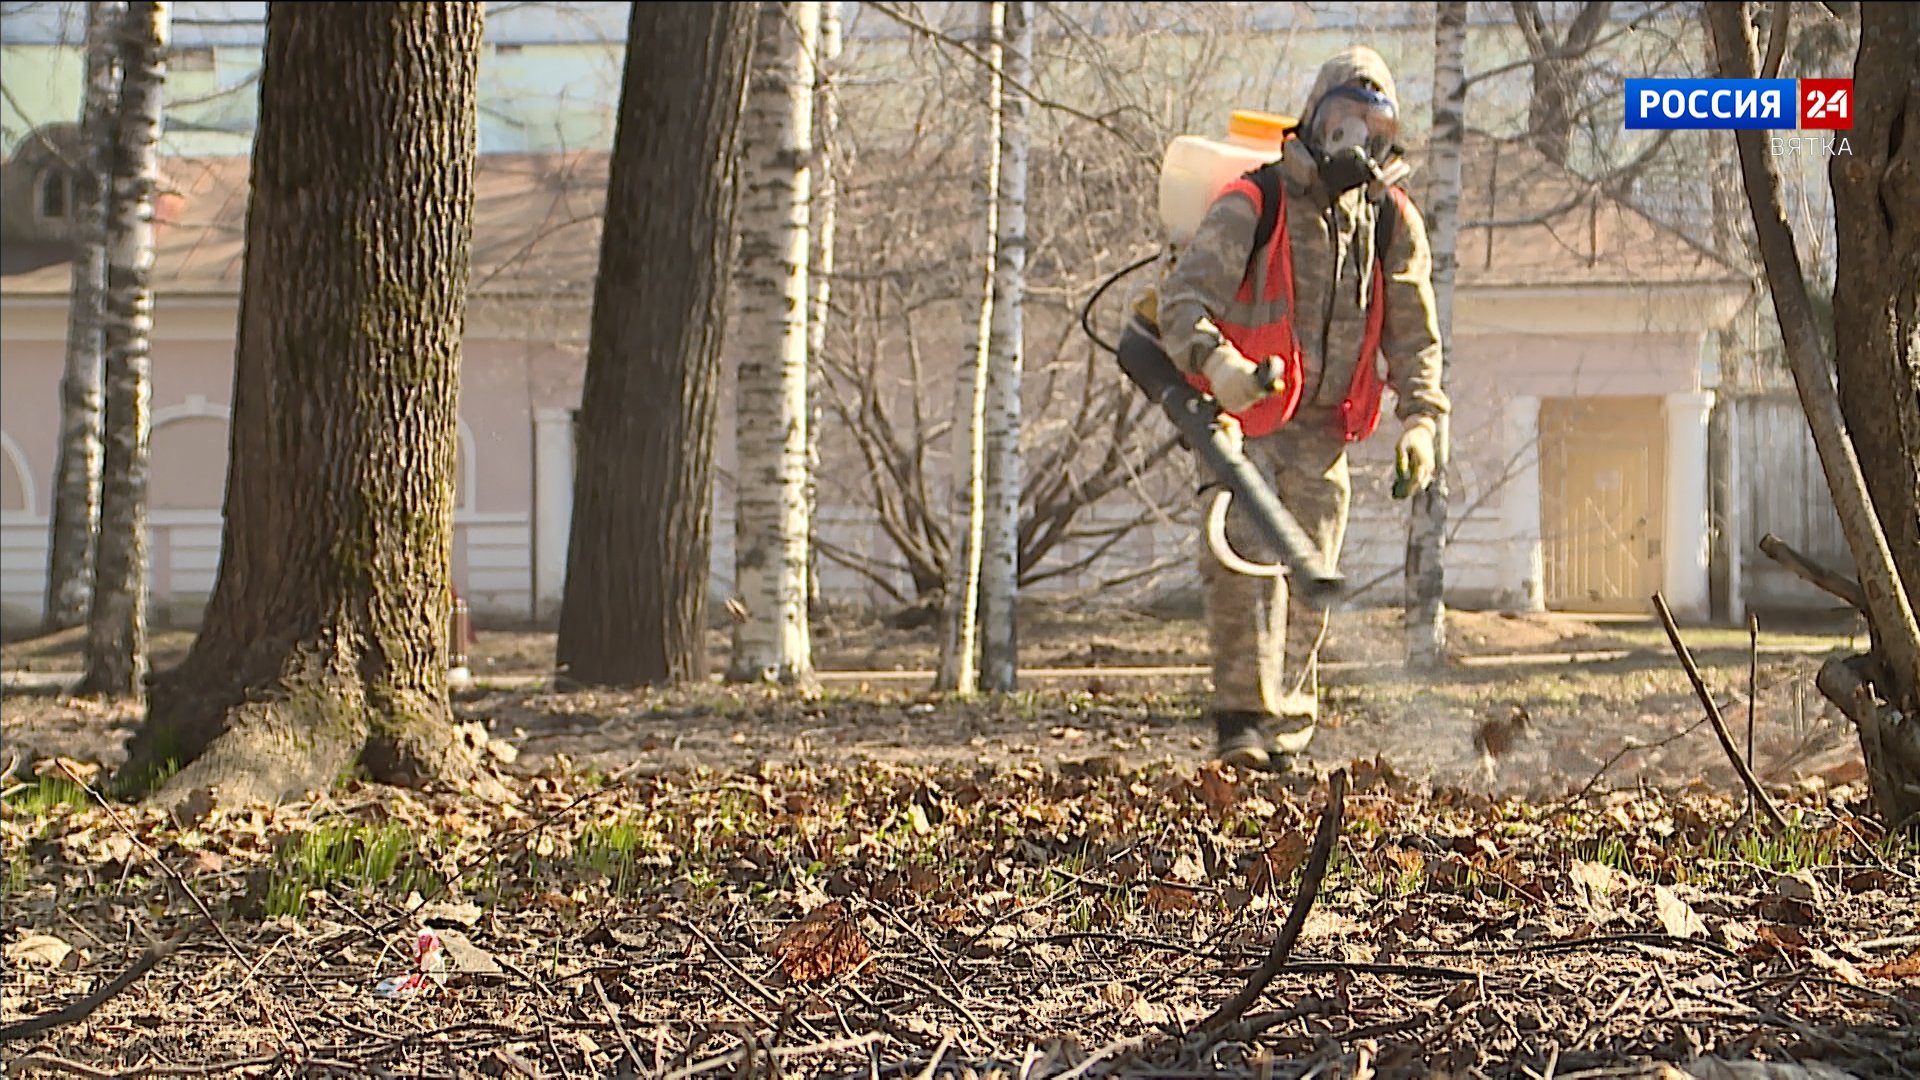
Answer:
[{"left": 1624, "top": 78, "right": 1797, "bottom": 130}]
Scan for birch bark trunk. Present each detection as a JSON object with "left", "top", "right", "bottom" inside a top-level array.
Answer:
[
  {"left": 79, "top": 0, "right": 167, "bottom": 697},
  {"left": 43, "top": 0, "right": 124, "bottom": 633},
  {"left": 1405, "top": 1, "right": 1465, "bottom": 670},
  {"left": 804, "top": 1, "right": 842, "bottom": 614},
  {"left": 935, "top": 1, "right": 1004, "bottom": 694},
  {"left": 979, "top": 0, "right": 1030, "bottom": 693},
  {"left": 730, "top": 0, "right": 818, "bottom": 686}
]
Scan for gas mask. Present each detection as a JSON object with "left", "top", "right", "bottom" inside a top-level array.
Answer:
[{"left": 1305, "top": 84, "right": 1399, "bottom": 195}]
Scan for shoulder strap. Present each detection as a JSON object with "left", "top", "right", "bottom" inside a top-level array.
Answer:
[
  {"left": 1244, "top": 163, "right": 1284, "bottom": 281},
  {"left": 1372, "top": 185, "right": 1407, "bottom": 272}
]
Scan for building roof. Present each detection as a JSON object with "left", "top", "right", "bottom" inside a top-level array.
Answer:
[
  {"left": 1431, "top": 132, "right": 1746, "bottom": 290},
  {"left": 1, "top": 150, "right": 611, "bottom": 298},
  {"left": 1, "top": 134, "right": 1743, "bottom": 301},
  {"left": 0, "top": 1, "right": 635, "bottom": 48}
]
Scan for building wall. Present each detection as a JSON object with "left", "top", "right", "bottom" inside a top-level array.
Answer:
[
  {"left": 3, "top": 277, "right": 1751, "bottom": 633},
  {"left": 0, "top": 295, "right": 540, "bottom": 630}
]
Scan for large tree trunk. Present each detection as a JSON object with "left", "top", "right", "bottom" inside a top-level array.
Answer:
[
  {"left": 1824, "top": 2, "right": 1920, "bottom": 830},
  {"left": 42, "top": 0, "right": 123, "bottom": 633},
  {"left": 78, "top": 0, "right": 166, "bottom": 698},
  {"left": 1829, "top": 6, "right": 1920, "bottom": 642},
  {"left": 979, "top": 0, "right": 1030, "bottom": 693},
  {"left": 804, "top": 1, "right": 843, "bottom": 616},
  {"left": 1706, "top": 1, "right": 1920, "bottom": 832},
  {"left": 935, "top": 0, "right": 1004, "bottom": 695},
  {"left": 121, "top": 3, "right": 486, "bottom": 807},
  {"left": 1405, "top": 2, "right": 1466, "bottom": 670},
  {"left": 555, "top": 2, "right": 759, "bottom": 688},
  {"left": 1510, "top": 1, "right": 1612, "bottom": 168},
  {"left": 730, "top": 1, "right": 818, "bottom": 686}
]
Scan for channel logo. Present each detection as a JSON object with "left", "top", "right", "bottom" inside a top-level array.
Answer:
[{"left": 1624, "top": 78, "right": 1852, "bottom": 131}]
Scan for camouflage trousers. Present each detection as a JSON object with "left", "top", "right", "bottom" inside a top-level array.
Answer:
[{"left": 1200, "top": 410, "right": 1351, "bottom": 726}]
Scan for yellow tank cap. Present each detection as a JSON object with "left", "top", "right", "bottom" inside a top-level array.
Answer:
[{"left": 1228, "top": 109, "right": 1296, "bottom": 144}]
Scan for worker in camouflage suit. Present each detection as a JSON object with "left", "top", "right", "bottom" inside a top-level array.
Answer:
[{"left": 1121, "top": 46, "right": 1450, "bottom": 771}]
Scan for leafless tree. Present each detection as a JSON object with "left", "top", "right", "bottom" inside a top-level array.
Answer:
[
  {"left": 1705, "top": 1, "right": 1919, "bottom": 831},
  {"left": 41, "top": 0, "right": 123, "bottom": 633}
]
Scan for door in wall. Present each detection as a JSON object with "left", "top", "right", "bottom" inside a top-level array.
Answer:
[{"left": 1539, "top": 396, "right": 1666, "bottom": 614}]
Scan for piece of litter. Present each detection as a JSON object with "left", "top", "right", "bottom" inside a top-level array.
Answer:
[{"left": 375, "top": 930, "right": 449, "bottom": 997}]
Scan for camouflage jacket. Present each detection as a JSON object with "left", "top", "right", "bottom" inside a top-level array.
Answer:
[{"left": 1130, "top": 135, "right": 1450, "bottom": 428}]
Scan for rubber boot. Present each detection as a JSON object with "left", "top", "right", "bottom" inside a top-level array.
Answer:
[{"left": 1212, "top": 711, "right": 1272, "bottom": 771}]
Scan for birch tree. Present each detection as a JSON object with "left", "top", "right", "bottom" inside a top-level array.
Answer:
[
  {"left": 78, "top": 0, "right": 166, "bottom": 698},
  {"left": 43, "top": 0, "right": 123, "bottom": 633},
  {"left": 125, "top": 2, "right": 485, "bottom": 805},
  {"left": 979, "top": 0, "right": 1030, "bottom": 693},
  {"left": 1405, "top": 2, "right": 1467, "bottom": 670},
  {"left": 935, "top": 0, "right": 1003, "bottom": 695},
  {"left": 730, "top": 0, "right": 818, "bottom": 686},
  {"left": 805, "top": 0, "right": 843, "bottom": 614}
]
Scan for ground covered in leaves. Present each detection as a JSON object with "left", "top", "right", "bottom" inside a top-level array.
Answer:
[
  {"left": 6, "top": 610, "right": 1911, "bottom": 1078},
  {"left": 3, "top": 735, "right": 1915, "bottom": 1079}
]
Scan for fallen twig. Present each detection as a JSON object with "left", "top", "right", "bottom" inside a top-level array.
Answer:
[
  {"left": 1051, "top": 1034, "right": 1147, "bottom": 1080},
  {"left": 55, "top": 762, "right": 253, "bottom": 971},
  {"left": 913, "top": 1033, "right": 954, "bottom": 1080},
  {"left": 1192, "top": 768, "right": 1348, "bottom": 1038},
  {"left": 1, "top": 1055, "right": 116, "bottom": 1079},
  {"left": 593, "top": 975, "right": 644, "bottom": 1073},
  {"left": 0, "top": 917, "right": 207, "bottom": 1044},
  {"left": 1651, "top": 593, "right": 1790, "bottom": 830}
]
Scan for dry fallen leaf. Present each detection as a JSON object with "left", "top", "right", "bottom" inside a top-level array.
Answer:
[
  {"left": 5, "top": 933, "right": 76, "bottom": 970},
  {"left": 1248, "top": 831, "right": 1310, "bottom": 895},
  {"left": 1568, "top": 859, "right": 1627, "bottom": 915},
  {"left": 435, "top": 927, "right": 503, "bottom": 976},
  {"left": 1756, "top": 924, "right": 1809, "bottom": 956},
  {"left": 1168, "top": 853, "right": 1206, "bottom": 884},
  {"left": 1195, "top": 764, "right": 1238, "bottom": 818},
  {"left": 1772, "top": 870, "right": 1826, "bottom": 904},
  {"left": 768, "top": 900, "right": 870, "bottom": 984},
  {"left": 1863, "top": 952, "right": 1919, "bottom": 980},
  {"left": 1806, "top": 948, "right": 1866, "bottom": 986},
  {"left": 1654, "top": 884, "right": 1707, "bottom": 939},
  {"left": 1144, "top": 882, "right": 1201, "bottom": 913}
]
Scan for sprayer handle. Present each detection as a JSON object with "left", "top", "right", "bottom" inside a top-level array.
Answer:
[{"left": 1252, "top": 357, "right": 1286, "bottom": 397}]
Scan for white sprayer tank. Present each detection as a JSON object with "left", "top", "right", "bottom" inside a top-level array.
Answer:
[{"left": 1158, "top": 109, "right": 1294, "bottom": 247}]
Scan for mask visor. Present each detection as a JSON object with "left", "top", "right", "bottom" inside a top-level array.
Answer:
[{"left": 1310, "top": 85, "right": 1398, "bottom": 158}]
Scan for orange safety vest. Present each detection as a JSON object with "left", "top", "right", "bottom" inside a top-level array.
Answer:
[{"left": 1184, "top": 168, "right": 1408, "bottom": 444}]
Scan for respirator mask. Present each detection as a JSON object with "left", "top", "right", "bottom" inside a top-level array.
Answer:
[{"left": 1305, "top": 84, "right": 1400, "bottom": 195}]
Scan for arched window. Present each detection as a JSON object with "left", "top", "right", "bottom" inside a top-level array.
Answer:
[
  {"left": 150, "top": 397, "right": 231, "bottom": 511},
  {"left": 454, "top": 417, "right": 477, "bottom": 513},
  {"left": 0, "top": 431, "right": 34, "bottom": 515},
  {"left": 38, "top": 169, "right": 70, "bottom": 219}
]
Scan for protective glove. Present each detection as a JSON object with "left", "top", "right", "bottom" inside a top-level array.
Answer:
[
  {"left": 1393, "top": 416, "right": 1437, "bottom": 498},
  {"left": 1200, "top": 344, "right": 1274, "bottom": 416}
]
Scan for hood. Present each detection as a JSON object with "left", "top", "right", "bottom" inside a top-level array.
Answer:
[{"left": 1301, "top": 46, "right": 1400, "bottom": 125}]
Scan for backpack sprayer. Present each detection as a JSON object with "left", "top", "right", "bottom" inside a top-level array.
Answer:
[{"left": 1082, "top": 110, "right": 1345, "bottom": 607}]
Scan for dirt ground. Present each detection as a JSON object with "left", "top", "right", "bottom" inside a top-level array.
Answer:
[
  {"left": 3, "top": 609, "right": 1913, "bottom": 1080},
  {"left": 1, "top": 608, "right": 1869, "bottom": 801},
  {"left": 2, "top": 605, "right": 1650, "bottom": 677}
]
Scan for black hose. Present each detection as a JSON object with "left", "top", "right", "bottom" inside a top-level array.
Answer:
[{"left": 1078, "top": 251, "right": 1161, "bottom": 355}]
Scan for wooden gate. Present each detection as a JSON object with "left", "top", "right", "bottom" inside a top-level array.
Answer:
[{"left": 1540, "top": 396, "right": 1666, "bottom": 613}]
